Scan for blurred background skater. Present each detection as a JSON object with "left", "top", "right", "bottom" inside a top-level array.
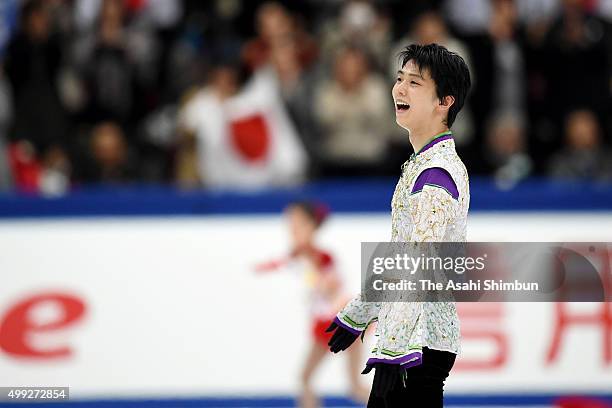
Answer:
[{"left": 255, "top": 200, "right": 369, "bottom": 408}]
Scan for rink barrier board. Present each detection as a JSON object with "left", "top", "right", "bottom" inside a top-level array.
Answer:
[{"left": 0, "top": 178, "right": 612, "bottom": 217}]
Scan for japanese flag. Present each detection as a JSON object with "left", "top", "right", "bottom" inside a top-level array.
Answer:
[{"left": 180, "top": 67, "right": 308, "bottom": 190}]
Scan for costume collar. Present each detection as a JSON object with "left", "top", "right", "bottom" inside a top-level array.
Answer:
[
  {"left": 413, "top": 130, "right": 453, "bottom": 157},
  {"left": 402, "top": 131, "right": 454, "bottom": 172}
]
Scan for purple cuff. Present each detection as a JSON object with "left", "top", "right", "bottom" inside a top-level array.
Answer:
[
  {"left": 366, "top": 350, "right": 423, "bottom": 368},
  {"left": 334, "top": 316, "right": 362, "bottom": 336},
  {"left": 411, "top": 167, "right": 459, "bottom": 200}
]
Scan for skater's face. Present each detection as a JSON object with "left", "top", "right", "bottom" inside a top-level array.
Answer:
[
  {"left": 286, "top": 207, "right": 316, "bottom": 249},
  {"left": 392, "top": 59, "right": 453, "bottom": 133}
]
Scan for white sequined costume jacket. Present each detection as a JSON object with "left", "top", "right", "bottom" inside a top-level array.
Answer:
[{"left": 333, "top": 131, "right": 470, "bottom": 368}]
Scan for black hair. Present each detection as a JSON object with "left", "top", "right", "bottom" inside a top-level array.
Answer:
[
  {"left": 398, "top": 43, "right": 471, "bottom": 128},
  {"left": 287, "top": 200, "right": 329, "bottom": 228}
]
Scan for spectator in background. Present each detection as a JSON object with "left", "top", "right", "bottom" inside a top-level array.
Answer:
[
  {"left": 80, "top": 121, "right": 137, "bottom": 183},
  {"left": 519, "top": 0, "right": 562, "bottom": 172},
  {"left": 7, "top": 140, "right": 40, "bottom": 193},
  {"left": 39, "top": 144, "right": 70, "bottom": 196},
  {"left": 313, "top": 46, "right": 393, "bottom": 177},
  {"left": 443, "top": 0, "right": 491, "bottom": 35},
  {"left": 3, "top": 37, "right": 68, "bottom": 196},
  {"left": 488, "top": 0, "right": 526, "bottom": 118},
  {"left": 548, "top": 109, "right": 612, "bottom": 181},
  {"left": 71, "top": 0, "right": 164, "bottom": 137},
  {"left": 4, "top": 0, "right": 68, "bottom": 153},
  {"left": 73, "top": 0, "right": 138, "bottom": 123},
  {"left": 541, "top": 0, "right": 611, "bottom": 145},
  {"left": 177, "top": 59, "right": 308, "bottom": 190},
  {"left": 242, "top": 3, "right": 319, "bottom": 170},
  {"left": 524, "top": 0, "right": 612, "bottom": 170},
  {"left": 319, "top": 0, "right": 392, "bottom": 72},
  {"left": 161, "top": 10, "right": 208, "bottom": 101},
  {"left": 265, "top": 23, "right": 321, "bottom": 178},
  {"left": 459, "top": 0, "right": 527, "bottom": 173},
  {"left": 515, "top": 0, "right": 560, "bottom": 27},
  {"left": 175, "top": 64, "right": 241, "bottom": 188},
  {"left": 243, "top": 2, "right": 293, "bottom": 71},
  {"left": 484, "top": 112, "right": 532, "bottom": 190},
  {"left": 242, "top": 2, "right": 317, "bottom": 74}
]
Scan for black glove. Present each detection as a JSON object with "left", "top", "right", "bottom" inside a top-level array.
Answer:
[
  {"left": 361, "top": 363, "right": 407, "bottom": 398},
  {"left": 325, "top": 321, "right": 359, "bottom": 353}
]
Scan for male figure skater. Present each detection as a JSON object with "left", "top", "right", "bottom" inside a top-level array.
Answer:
[{"left": 326, "top": 43, "right": 471, "bottom": 407}]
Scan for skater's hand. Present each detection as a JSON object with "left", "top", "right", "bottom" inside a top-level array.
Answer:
[
  {"left": 361, "top": 363, "right": 406, "bottom": 398},
  {"left": 325, "top": 321, "right": 359, "bottom": 353}
]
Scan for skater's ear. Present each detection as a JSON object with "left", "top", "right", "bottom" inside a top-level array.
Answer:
[
  {"left": 438, "top": 95, "right": 455, "bottom": 125},
  {"left": 439, "top": 95, "right": 455, "bottom": 107}
]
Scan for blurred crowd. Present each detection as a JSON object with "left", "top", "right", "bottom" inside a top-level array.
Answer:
[{"left": 0, "top": 0, "right": 611, "bottom": 194}]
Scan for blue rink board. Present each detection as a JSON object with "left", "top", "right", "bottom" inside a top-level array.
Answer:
[
  {"left": 0, "top": 177, "right": 612, "bottom": 218},
  {"left": 1, "top": 394, "right": 612, "bottom": 407}
]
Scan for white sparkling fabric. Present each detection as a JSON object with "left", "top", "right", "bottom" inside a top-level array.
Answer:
[{"left": 337, "top": 136, "right": 470, "bottom": 362}]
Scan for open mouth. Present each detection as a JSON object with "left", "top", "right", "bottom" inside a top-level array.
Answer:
[{"left": 396, "top": 102, "right": 410, "bottom": 112}]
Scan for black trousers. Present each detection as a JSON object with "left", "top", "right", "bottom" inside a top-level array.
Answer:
[{"left": 366, "top": 347, "right": 456, "bottom": 408}]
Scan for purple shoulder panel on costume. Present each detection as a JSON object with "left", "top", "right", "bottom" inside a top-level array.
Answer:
[{"left": 411, "top": 167, "right": 459, "bottom": 200}]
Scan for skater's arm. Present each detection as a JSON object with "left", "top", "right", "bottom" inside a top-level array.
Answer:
[{"left": 253, "top": 257, "right": 290, "bottom": 273}]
